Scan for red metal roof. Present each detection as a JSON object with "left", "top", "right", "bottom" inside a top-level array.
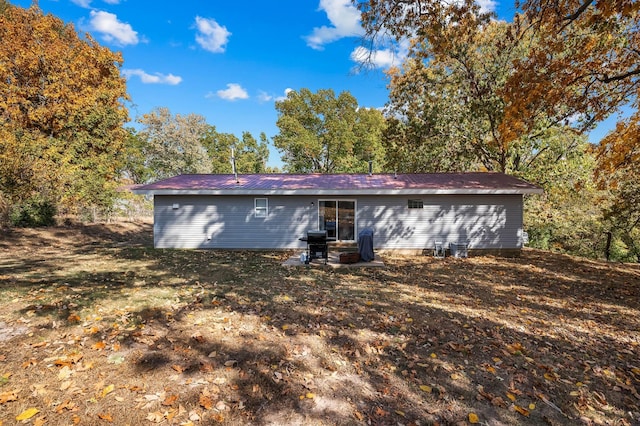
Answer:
[{"left": 133, "top": 173, "right": 542, "bottom": 195}]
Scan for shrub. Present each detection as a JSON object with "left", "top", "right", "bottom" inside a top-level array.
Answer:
[{"left": 10, "top": 197, "right": 57, "bottom": 227}]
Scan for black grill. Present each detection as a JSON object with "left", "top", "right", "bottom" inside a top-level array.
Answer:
[{"left": 305, "top": 230, "right": 328, "bottom": 264}]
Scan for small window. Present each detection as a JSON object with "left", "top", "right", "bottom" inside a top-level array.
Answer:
[
  {"left": 408, "top": 199, "right": 424, "bottom": 209},
  {"left": 255, "top": 198, "right": 268, "bottom": 218}
]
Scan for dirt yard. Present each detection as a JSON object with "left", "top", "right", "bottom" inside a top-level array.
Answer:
[{"left": 1, "top": 222, "right": 639, "bottom": 425}]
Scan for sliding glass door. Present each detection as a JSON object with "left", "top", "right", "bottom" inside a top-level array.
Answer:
[{"left": 318, "top": 200, "right": 355, "bottom": 241}]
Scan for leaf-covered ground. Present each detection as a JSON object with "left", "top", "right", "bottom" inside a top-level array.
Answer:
[{"left": 1, "top": 222, "right": 639, "bottom": 425}]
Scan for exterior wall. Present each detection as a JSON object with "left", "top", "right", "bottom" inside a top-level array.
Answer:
[
  {"left": 356, "top": 194, "right": 524, "bottom": 250},
  {"left": 153, "top": 195, "right": 316, "bottom": 249},
  {"left": 153, "top": 194, "right": 524, "bottom": 250}
]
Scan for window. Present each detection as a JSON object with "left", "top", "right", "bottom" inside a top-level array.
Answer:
[
  {"left": 255, "top": 198, "right": 268, "bottom": 218},
  {"left": 408, "top": 199, "right": 424, "bottom": 209}
]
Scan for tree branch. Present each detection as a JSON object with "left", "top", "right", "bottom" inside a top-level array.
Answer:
[
  {"left": 563, "top": 0, "right": 595, "bottom": 22},
  {"left": 600, "top": 68, "right": 640, "bottom": 84}
]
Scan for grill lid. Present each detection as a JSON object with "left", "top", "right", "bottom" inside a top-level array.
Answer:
[{"left": 307, "top": 230, "right": 327, "bottom": 242}]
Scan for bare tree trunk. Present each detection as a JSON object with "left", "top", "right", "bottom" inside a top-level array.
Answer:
[{"left": 605, "top": 231, "right": 612, "bottom": 262}]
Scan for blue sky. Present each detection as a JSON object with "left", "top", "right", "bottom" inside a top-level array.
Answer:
[{"left": 12, "top": 0, "right": 613, "bottom": 168}]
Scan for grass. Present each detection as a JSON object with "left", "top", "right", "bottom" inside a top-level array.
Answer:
[{"left": 0, "top": 221, "right": 639, "bottom": 425}]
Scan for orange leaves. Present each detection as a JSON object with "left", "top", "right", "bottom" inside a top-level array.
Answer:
[
  {"left": 0, "top": 3, "right": 129, "bottom": 211},
  {"left": 97, "top": 412, "right": 113, "bottom": 422},
  {"left": 199, "top": 394, "right": 214, "bottom": 410},
  {"left": 504, "top": 342, "right": 525, "bottom": 356},
  {"left": 162, "top": 394, "right": 178, "bottom": 406},
  {"left": 513, "top": 404, "right": 530, "bottom": 417},
  {"left": 0, "top": 390, "right": 18, "bottom": 404}
]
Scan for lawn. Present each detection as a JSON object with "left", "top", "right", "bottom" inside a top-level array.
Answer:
[{"left": 1, "top": 222, "right": 639, "bottom": 425}]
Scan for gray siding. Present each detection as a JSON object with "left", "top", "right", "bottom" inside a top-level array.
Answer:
[
  {"left": 355, "top": 194, "right": 523, "bottom": 250},
  {"left": 154, "top": 195, "right": 317, "bottom": 249},
  {"left": 153, "top": 194, "right": 524, "bottom": 250}
]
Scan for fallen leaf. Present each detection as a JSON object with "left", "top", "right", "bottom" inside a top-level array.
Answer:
[
  {"left": 506, "top": 392, "right": 516, "bottom": 402},
  {"left": 162, "top": 394, "right": 178, "bottom": 406},
  {"left": 101, "top": 384, "right": 115, "bottom": 398},
  {"left": 0, "top": 390, "right": 18, "bottom": 403},
  {"left": 55, "top": 400, "right": 76, "bottom": 413},
  {"left": 22, "top": 359, "right": 37, "bottom": 368},
  {"left": 98, "top": 412, "right": 113, "bottom": 422},
  {"left": 505, "top": 342, "right": 524, "bottom": 355},
  {"left": 146, "top": 412, "right": 164, "bottom": 423},
  {"left": 16, "top": 408, "right": 40, "bottom": 421},
  {"left": 469, "top": 412, "right": 480, "bottom": 423},
  {"left": 58, "top": 366, "right": 72, "bottom": 381},
  {"left": 419, "top": 385, "right": 432, "bottom": 393},
  {"left": 374, "top": 406, "right": 389, "bottom": 417},
  {"left": 514, "top": 405, "right": 530, "bottom": 417},
  {"left": 305, "top": 392, "right": 315, "bottom": 399},
  {"left": 199, "top": 394, "right": 213, "bottom": 410},
  {"left": 492, "top": 396, "right": 507, "bottom": 407}
]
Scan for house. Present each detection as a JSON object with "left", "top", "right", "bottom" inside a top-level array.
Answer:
[{"left": 132, "top": 172, "right": 543, "bottom": 255}]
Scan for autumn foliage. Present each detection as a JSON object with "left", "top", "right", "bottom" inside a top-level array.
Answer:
[{"left": 0, "top": 3, "right": 129, "bottom": 217}]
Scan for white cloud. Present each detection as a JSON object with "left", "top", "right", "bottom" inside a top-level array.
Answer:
[
  {"left": 350, "top": 36, "right": 409, "bottom": 70},
  {"left": 476, "top": 0, "right": 497, "bottom": 14},
  {"left": 350, "top": 46, "right": 397, "bottom": 69},
  {"left": 71, "top": 0, "right": 92, "bottom": 7},
  {"left": 257, "top": 91, "right": 273, "bottom": 102},
  {"left": 276, "top": 88, "right": 293, "bottom": 102},
  {"left": 122, "top": 69, "right": 182, "bottom": 85},
  {"left": 194, "top": 16, "right": 231, "bottom": 53},
  {"left": 215, "top": 83, "right": 249, "bottom": 101},
  {"left": 73, "top": 0, "right": 121, "bottom": 7},
  {"left": 305, "top": 0, "right": 364, "bottom": 50},
  {"left": 258, "top": 88, "right": 293, "bottom": 103},
  {"left": 89, "top": 10, "right": 139, "bottom": 45}
]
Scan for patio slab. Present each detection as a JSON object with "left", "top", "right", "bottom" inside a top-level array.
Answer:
[{"left": 282, "top": 252, "right": 385, "bottom": 268}]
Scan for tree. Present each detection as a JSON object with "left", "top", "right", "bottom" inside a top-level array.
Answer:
[
  {"left": 522, "top": 130, "right": 609, "bottom": 258},
  {"left": 200, "top": 127, "right": 269, "bottom": 174},
  {"left": 273, "top": 88, "right": 386, "bottom": 173},
  {"left": 0, "top": 3, "right": 130, "bottom": 217},
  {"left": 136, "top": 107, "right": 211, "bottom": 181},
  {"left": 382, "top": 21, "right": 522, "bottom": 172},
  {"left": 120, "top": 128, "right": 152, "bottom": 185},
  {"left": 355, "top": 0, "right": 639, "bottom": 166},
  {"left": 381, "top": 19, "right": 585, "bottom": 175},
  {"left": 595, "top": 119, "right": 640, "bottom": 261}
]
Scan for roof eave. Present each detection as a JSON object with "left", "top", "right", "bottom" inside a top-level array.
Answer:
[{"left": 132, "top": 188, "right": 544, "bottom": 196}]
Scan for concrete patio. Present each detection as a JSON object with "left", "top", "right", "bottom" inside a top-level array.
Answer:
[{"left": 282, "top": 252, "right": 385, "bottom": 269}]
